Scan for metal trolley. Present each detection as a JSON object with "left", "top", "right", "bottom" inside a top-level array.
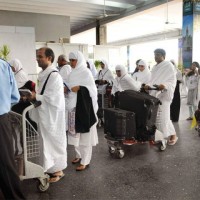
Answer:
[
  {"left": 104, "top": 86, "right": 168, "bottom": 159},
  {"left": 104, "top": 118, "right": 167, "bottom": 159},
  {"left": 10, "top": 101, "right": 49, "bottom": 192}
]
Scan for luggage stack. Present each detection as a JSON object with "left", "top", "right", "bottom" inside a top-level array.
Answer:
[
  {"left": 117, "top": 90, "right": 161, "bottom": 141},
  {"left": 104, "top": 90, "right": 163, "bottom": 158}
]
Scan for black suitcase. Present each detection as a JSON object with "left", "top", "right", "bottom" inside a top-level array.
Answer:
[
  {"left": 117, "top": 90, "right": 160, "bottom": 140},
  {"left": 104, "top": 108, "right": 136, "bottom": 140}
]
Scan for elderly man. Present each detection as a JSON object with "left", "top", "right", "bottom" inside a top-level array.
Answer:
[
  {"left": 57, "top": 54, "right": 71, "bottom": 130},
  {"left": 57, "top": 54, "right": 71, "bottom": 83},
  {"left": 29, "top": 47, "right": 67, "bottom": 182},
  {"left": 0, "top": 59, "right": 25, "bottom": 199},
  {"left": 144, "top": 48, "right": 178, "bottom": 145}
]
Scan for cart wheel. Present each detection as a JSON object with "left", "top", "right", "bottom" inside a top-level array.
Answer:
[
  {"left": 108, "top": 147, "right": 116, "bottom": 154},
  {"left": 159, "top": 142, "right": 167, "bottom": 151},
  {"left": 116, "top": 150, "right": 125, "bottom": 159},
  {"left": 158, "top": 139, "right": 167, "bottom": 151},
  {"left": 160, "top": 145, "right": 166, "bottom": 151},
  {"left": 37, "top": 178, "right": 49, "bottom": 192}
]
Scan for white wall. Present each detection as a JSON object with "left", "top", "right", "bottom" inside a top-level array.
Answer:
[
  {"left": 0, "top": 25, "right": 36, "bottom": 76},
  {"left": 93, "top": 45, "right": 122, "bottom": 72},
  {"left": 0, "top": 11, "right": 70, "bottom": 42}
]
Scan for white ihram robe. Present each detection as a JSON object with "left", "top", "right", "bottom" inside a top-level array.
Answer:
[
  {"left": 111, "top": 64, "right": 141, "bottom": 95},
  {"left": 30, "top": 65, "right": 67, "bottom": 173},
  {"left": 148, "top": 60, "right": 176, "bottom": 138},
  {"left": 66, "top": 51, "right": 98, "bottom": 165},
  {"left": 58, "top": 64, "right": 71, "bottom": 84},
  {"left": 58, "top": 64, "right": 72, "bottom": 130}
]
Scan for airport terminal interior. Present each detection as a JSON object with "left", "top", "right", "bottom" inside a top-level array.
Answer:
[{"left": 1, "top": 0, "right": 200, "bottom": 199}]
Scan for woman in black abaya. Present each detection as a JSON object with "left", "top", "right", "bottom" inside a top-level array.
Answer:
[{"left": 170, "top": 60, "right": 183, "bottom": 122}]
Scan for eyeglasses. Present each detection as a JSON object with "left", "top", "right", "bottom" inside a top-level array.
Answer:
[{"left": 116, "top": 70, "right": 121, "bottom": 72}]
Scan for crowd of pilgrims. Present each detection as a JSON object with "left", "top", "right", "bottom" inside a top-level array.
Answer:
[{"left": 9, "top": 47, "right": 200, "bottom": 183}]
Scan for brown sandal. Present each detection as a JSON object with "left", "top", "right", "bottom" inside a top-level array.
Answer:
[
  {"left": 71, "top": 158, "right": 81, "bottom": 164},
  {"left": 168, "top": 137, "right": 178, "bottom": 146},
  {"left": 76, "top": 164, "right": 89, "bottom": 171},
  {"left": 48, "top": 171, "right": 65, "bottom": 183}
]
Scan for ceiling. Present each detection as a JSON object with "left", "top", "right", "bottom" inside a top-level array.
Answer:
[{"left": 0, "top": 0, "right": 182, "bottom": 35}]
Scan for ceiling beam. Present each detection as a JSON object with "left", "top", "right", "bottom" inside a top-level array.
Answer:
[
  {"left": 107, "top": 28, "right": 181, "bottom": 46},
  {"left": 71, "top": 0, "right": 167, "bottom": 34}
]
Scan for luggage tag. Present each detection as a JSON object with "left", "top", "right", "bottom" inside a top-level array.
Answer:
[{"left": 68, "top": 108, "right": 79, "bottom": 138}]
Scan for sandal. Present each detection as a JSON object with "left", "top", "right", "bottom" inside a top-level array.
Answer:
[
  {"left": 71, "top": 158, "right": 81, "bottom": 164},
  {"left": 76, "top": 164, "right": 89, "bottom": 171},
  {"left": 48, "top": 171, "right": 65, "bottom": 183},
  {"left": 168, "top": 136, "right": 178, "bottom": 146}
]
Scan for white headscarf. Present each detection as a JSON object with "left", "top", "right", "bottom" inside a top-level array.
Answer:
[
  {"left": 132, "top": 59, "right": 151, "bottom": 84},
  {"left": 100, "top": 59, "right": 109, "bottom": 70},
  {"left": 115, "top": 64, "right": 127, "bottom": 78},
  {"left": 96, "top": 59, "right": 114, "bottom": 84},
  {"left": 68, "top": 51, "right": 98, "bottom": 113},
  {"left": 9, "top": 59, "right": 29, "bottom": 88},
  {"left": 112, "top": 64, "right": 141, "bottom": 95},
  {"left": 87, "top": 59, "right": 97, "bottom": 78}
]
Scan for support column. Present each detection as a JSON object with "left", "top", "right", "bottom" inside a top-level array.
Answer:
[
  {"left": 96, "top": 20, "right": 100, "bottom": 45},
  {"left": 96, "top": 20, "right": 107, "bottom": 45},
  {"left": 99, "top": 25, "right": 107, "bottom": 45}
]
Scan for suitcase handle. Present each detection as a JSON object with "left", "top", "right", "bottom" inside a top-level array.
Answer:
[{"left": 147, "top": 109, "right": 151, "bottom": 120}]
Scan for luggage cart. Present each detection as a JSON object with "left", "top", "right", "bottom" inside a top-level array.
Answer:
[
  {"left": 104, "top": 86, "right": 167, "bottom": 159},
  {"left": 104, "top": 108, "right": 167, "bottom": 159},
  {"left": 10, "top": 101, "right": 49, "bottom": 192}
]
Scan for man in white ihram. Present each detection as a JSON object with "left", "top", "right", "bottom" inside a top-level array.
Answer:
[
  {"left": 57, "top": 54, "right": 71, "bottom": 83},
  {"left": 144, "top": 48, "right": 178, "bottom": 146},
  {"left": 29, "top": 47, "right": 67, "bottom": 183}
]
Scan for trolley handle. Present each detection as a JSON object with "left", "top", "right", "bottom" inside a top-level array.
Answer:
[
  {"left": 140, "top": 84, "right": 159, "bottom": 93},
  {"left": 140, "top": 84, "right": 165, "bottom": 92},
  {"left": 148, "top": 84, "right": 160, "bottom": 90}
]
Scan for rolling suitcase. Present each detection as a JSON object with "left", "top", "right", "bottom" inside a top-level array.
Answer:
[
  {"left": 104, "top": 108, "right": 136, "bottom": 140},
  {"left": 117, "top": 90, "right": 161, "bottom": 141}
]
